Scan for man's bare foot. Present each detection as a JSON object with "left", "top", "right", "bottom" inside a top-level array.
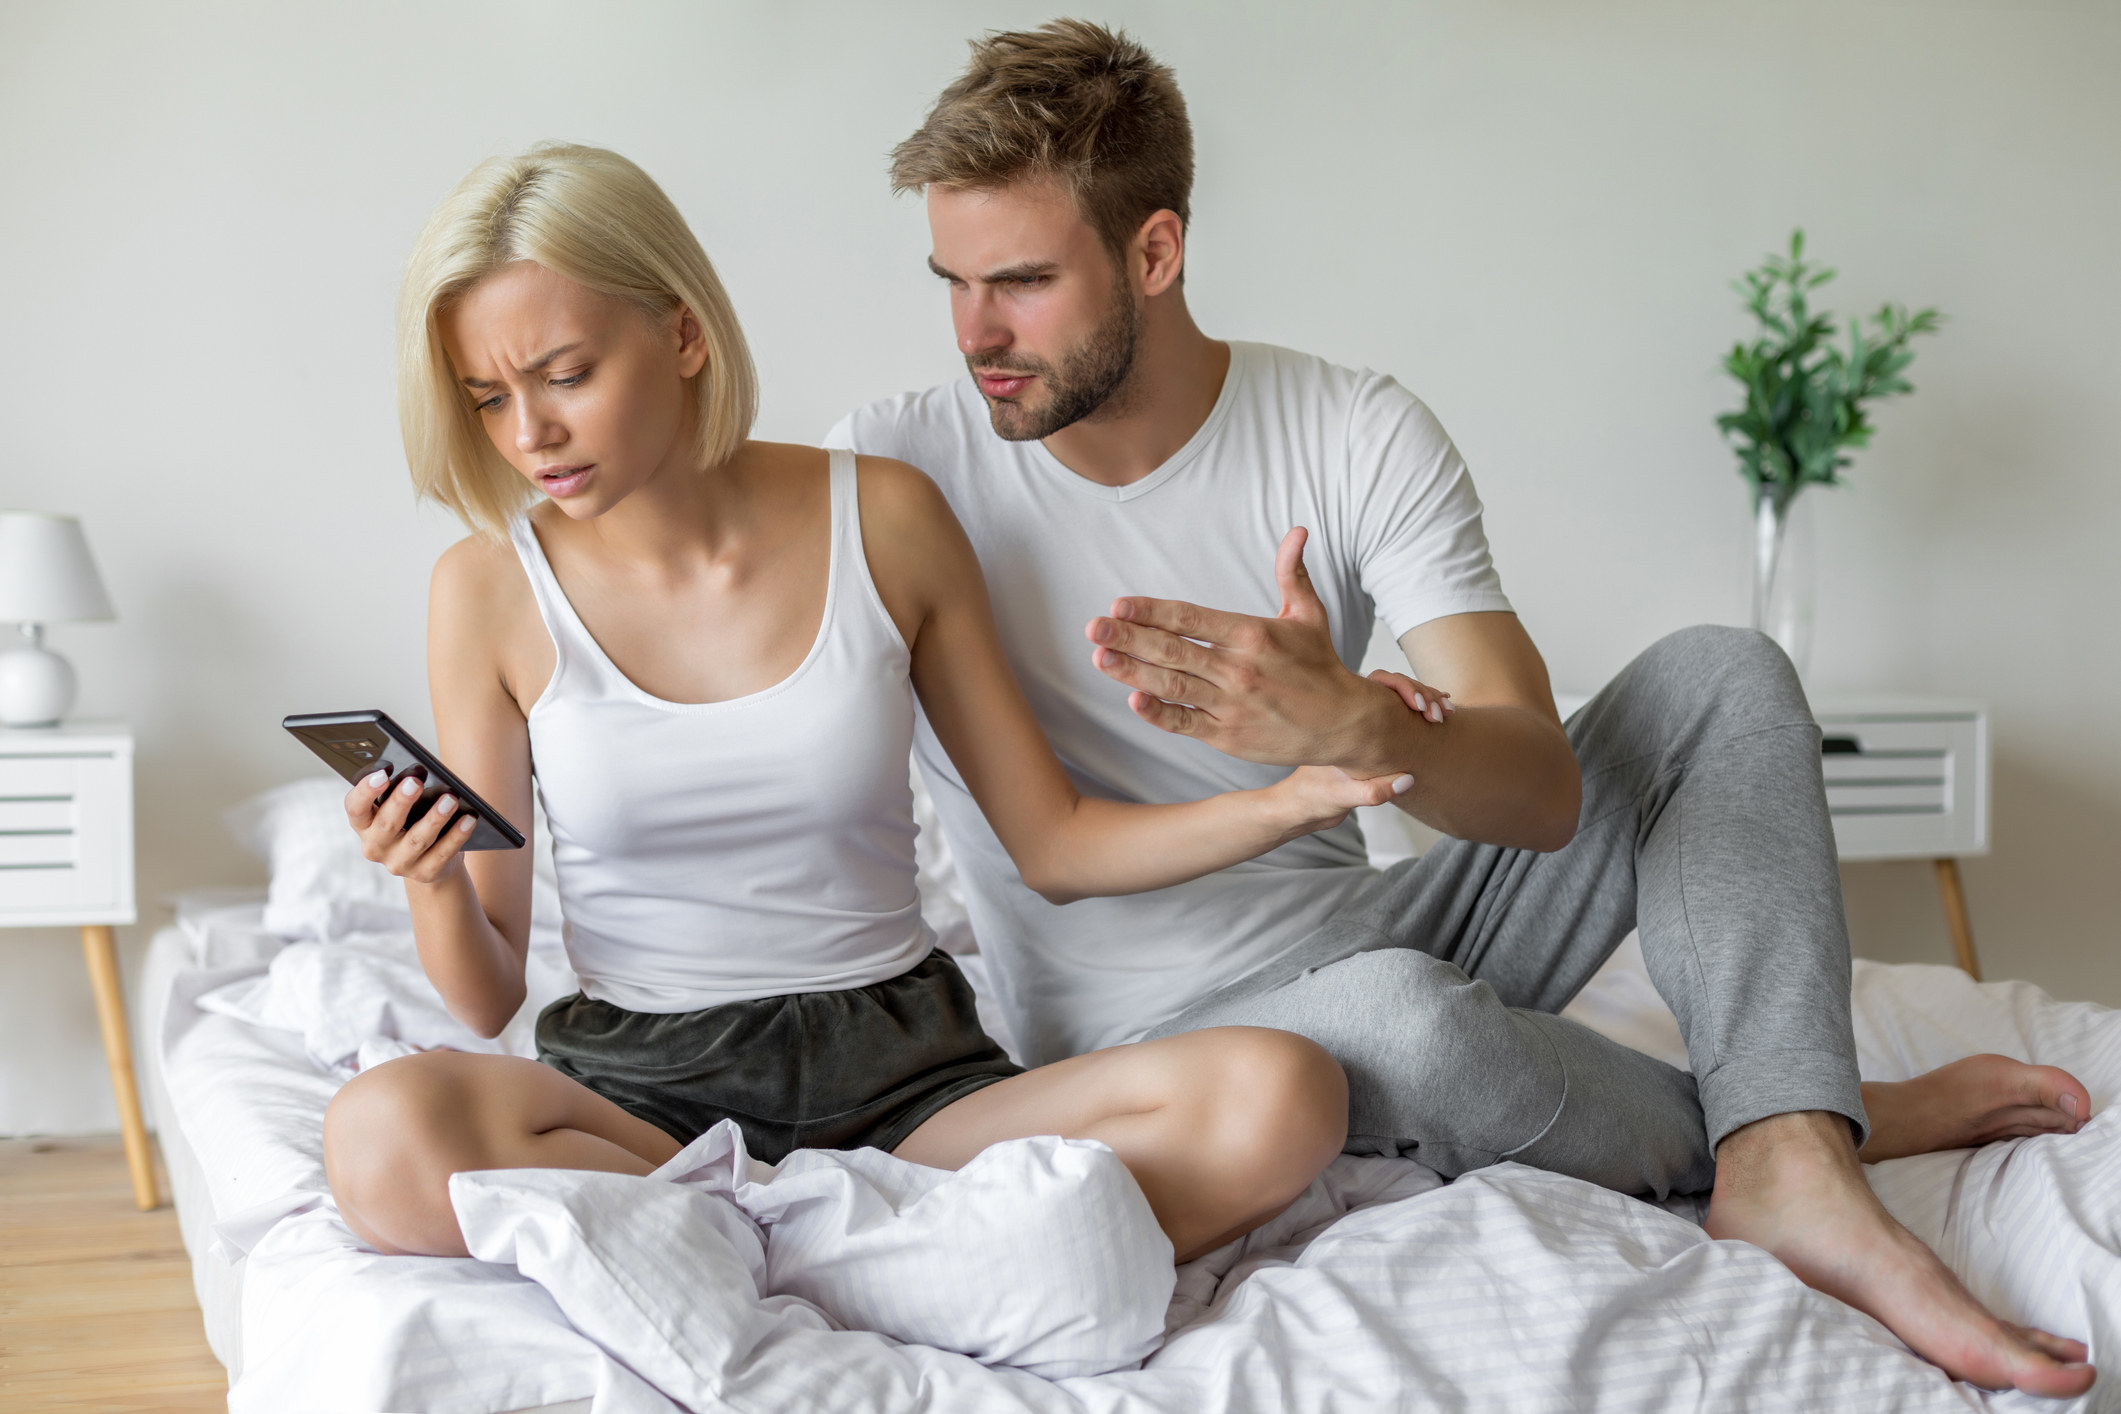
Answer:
[
  {"left": 1705, "top": 1110, "right": 2095, "bottom": 1397},
  {"left": 1859, "top": 1055, "right": 2091, "bottom": 1163}
]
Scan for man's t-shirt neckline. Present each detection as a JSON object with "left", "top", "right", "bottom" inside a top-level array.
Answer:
[{"left": 1022, "top": 341, "right": 1249, "bottom": 504}]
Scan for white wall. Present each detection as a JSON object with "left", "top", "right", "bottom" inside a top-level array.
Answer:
[{"left": 3, "top": 0, "right": 2114, "bottom": 1134}]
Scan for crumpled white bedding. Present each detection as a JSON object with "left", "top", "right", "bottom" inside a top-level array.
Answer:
[
  {"left": 458, "top": 1120, "right": 1176, "bottom": 1382},
  {"left": 158, "top": 913, "right": 2121, "bottom": 1414}
]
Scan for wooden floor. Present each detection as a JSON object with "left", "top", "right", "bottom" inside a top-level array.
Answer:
[{"left": 0, "top": 1135, "right": 226, "bottom": 1412}]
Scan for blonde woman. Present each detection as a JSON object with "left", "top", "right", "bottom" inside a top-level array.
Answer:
[{"left": 322, "top": 144, "right": 1405, "bottom": 1263}]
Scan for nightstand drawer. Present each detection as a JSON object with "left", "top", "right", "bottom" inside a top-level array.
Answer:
[
  {"left": 0, "top": 757, "right": 77, "bottom": 797},
  {"left": 0, "top": 750, "right": 128, "bottom": 920},
  {"left": 0, "top": 832, "right": 76, "bottom": 866},
  {"left": 1814, "top": 709, "right": 1985, "bottom": 861},
  {"left": 0, "top": 796, "right": 75, "bottom": 832}
]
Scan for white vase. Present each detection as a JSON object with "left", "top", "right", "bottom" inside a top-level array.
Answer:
[{"left": 1751, "top": 491, "right": 1814, "bottom": 678}]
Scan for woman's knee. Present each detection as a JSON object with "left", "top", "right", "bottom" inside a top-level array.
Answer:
[
  {"left": 323, "top": 1051, "right": 490, "bottom": 1251},
  {"left": 1186, "top": 1026, "right": 1349, "bottom": 1177}
]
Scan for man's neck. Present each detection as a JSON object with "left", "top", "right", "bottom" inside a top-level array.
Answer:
[{"left": 1040, "top": 297, "right": 1230, "bottom": 488}]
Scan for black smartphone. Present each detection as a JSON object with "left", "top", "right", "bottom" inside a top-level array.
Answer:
[{"left": 282, "top": 709, "right": 526, "bottom": 851}]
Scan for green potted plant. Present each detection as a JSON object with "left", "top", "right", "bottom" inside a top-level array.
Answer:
[{"left": 1718, "top": 231, "right": 1941, "bottom": 673}]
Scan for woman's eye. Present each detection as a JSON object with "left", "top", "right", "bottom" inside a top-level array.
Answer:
[
  {"left": 474, "top": 394, "right": 505, "bottom": 413},
  {"left": 551, "top": 372, "right": 587, "bottom": 388}
]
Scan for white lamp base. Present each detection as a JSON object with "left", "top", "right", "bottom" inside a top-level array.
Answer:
[{"left": 0, "top": 630, "right": 76, "bottom": 727}]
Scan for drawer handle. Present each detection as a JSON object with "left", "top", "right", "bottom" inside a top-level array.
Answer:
[{"left": 1822, "top": 736, "right": 1862, "bottom": 755}]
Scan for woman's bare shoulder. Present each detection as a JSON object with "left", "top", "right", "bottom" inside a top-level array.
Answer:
[
  {"left": 427, "top": 530, "right": 552, "bottom": 710},
  {"left": 846, "top": 452, "right": 979, "bottom": 652},
  {"left": 850, "top": 452, "right": 956, "bottom": 535},
  {"left": 431, "top": 531, "right": 532, "bottom": 619}
]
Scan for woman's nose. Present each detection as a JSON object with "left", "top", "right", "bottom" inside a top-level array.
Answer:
[{"left": 513, "top": 398, "right": 563, "bottom": 454}]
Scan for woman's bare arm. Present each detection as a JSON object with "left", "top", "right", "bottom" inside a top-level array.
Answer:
[
  {"left": 345, "top": 535, "right": 545, "bottom": 1037},
  {"left": 857, "top": 457, "right": 1404, "bottom": 905}
]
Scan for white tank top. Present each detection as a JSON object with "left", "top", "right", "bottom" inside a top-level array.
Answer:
[{"left": 508, "top": 449, "right": 934, "bottom": 1013}]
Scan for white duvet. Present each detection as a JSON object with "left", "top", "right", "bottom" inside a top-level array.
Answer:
[{"left": 158, "top": 915, "right": 2121, "bottom": 1414}]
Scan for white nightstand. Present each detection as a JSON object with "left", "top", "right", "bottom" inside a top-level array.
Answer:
[
  {"left": 0, "top": 722, "right": 156, "bottom": 1208},
  {"left": 1810, "top": 695, "right": 1989, "bottom": 980}
]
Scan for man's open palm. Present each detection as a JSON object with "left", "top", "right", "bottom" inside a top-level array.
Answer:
[{"left": 1083, "top": 527, "right": 1439, "bottom": 771}]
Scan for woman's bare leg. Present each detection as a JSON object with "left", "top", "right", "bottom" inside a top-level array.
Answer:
[
  {"left": 894, "top": 1026, "right": 1348, "bottom": 1262},
  {"left": 323, "top": 1050, "right": 682, "bottom": 1257}
]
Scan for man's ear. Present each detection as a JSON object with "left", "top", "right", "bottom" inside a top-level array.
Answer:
[
  {"left": 673, "top": 304, "right": 710, "bottom": 379},
  {"left": 1136, "top": 209, "right": 1186, "bottom": 297}
]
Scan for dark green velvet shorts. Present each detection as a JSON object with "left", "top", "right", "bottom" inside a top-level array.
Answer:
[{"left": 534, "top": 949, "right": 1024, "bottom": 1164}]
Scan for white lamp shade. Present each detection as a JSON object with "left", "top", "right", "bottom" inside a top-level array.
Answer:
[{"left": 0, "top": 512, "right": 115, "bottom": 623}]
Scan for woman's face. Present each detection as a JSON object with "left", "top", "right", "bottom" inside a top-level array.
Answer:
[{"left": 440, "top": 261, "right": 708, "bottom": 520}]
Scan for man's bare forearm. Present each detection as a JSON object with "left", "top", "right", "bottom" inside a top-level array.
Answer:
[{"left": 1344, "top": 691, "right": 1581, "bottom": 851}]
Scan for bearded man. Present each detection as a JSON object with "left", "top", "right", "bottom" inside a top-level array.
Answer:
[{"left": 826, "top": 20, "right": 2093, "bottom": 1397}]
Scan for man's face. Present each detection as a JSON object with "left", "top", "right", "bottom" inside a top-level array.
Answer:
[{"left": 926, "top": 178, "right": 1142, "bottom": 441}]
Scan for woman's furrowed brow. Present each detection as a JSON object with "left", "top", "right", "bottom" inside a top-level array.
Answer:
[{"left": 460, "top": 341, "right": 586, "bottom": 387}]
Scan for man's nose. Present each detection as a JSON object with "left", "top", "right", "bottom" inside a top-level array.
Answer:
[{"left": 955, "top": 289, "right": 1011, "bottom": 359}]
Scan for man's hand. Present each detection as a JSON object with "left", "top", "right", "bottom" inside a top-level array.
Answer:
[{"left": 1084, "top": 527, "right": 1441, "bottom": 773}]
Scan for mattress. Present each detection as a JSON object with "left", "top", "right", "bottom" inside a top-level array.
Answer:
[
  {"left": 144, "top": 879, "right": 2121, "bottom": 1413},
  {"left": 140, "top": 901, "right": 593, "bottom": 1414},
  {"left": 139, "top": 921, "right": 241, "bottom": 1369}
]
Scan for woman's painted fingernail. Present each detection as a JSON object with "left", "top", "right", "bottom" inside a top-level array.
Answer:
[
  {"left": 458, "top": 817, "right": 475, "bottom": 832},
  {"left": 437, "top": 794, "right": 456, "bottom": 813},
  {"left": 1412, "top": 693, "right": 1426, "bottom": 712},
  {"left": 364, "top": 771, "right": 387, "bottom": 788},
  {"left": 1391, "top": 774, "right": 1415, "bottom": 795},
  {"left": 400, "top": 777, "right": 421, "bottom": 795}
]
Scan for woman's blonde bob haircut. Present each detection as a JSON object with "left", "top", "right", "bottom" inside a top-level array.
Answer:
[{"left": 398, "top": 143, "right": 758, "bottom": 537}]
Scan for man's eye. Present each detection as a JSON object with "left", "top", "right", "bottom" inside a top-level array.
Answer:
[{"left": 1016, "top": 276, "right": 1048, "bottom": 288}]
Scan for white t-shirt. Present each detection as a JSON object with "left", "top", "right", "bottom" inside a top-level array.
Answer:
[{"left": 826, "top": 341, "right": 1512, "bottom": 1063}]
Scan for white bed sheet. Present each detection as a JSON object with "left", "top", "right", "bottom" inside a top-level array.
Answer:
[{"left": 152, "top": 903, "right": 2121, "bottom": 1414}]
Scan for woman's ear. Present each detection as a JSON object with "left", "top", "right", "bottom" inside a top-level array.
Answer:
[{"left": 673, "top": 304, "right": 710, "bottom": 379}]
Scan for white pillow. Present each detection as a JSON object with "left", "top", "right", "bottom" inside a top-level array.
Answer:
[
  {"left": 222, "top": 775, "right": 564, "bottom": 945},
  {"left": 695, "top": 1121, "right": 1173, "bottom": 1378},
  {"left": 455, "top": 1119, "right": 1174, "bottom": 1382},
  {"left": 224, "top": 777, "right": 411, "bottom": 940}
]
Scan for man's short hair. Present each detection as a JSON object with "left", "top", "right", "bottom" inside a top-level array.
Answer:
[{"left": 890, "top": 19, "right": 1193, "bottom": 264}]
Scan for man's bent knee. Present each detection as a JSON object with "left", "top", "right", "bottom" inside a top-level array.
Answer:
[
  {"left": 1590, "top": 624, "right": 1810, "bottom": 752},
  {"left": 1635, "top": 625, "right": 1799, "bottom": 700}
]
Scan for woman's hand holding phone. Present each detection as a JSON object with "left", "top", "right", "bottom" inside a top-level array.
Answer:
[{"left": 346, "top": 771, "right": 481, "bottom": 884}]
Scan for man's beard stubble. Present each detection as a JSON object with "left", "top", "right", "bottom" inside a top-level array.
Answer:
[{"left": 972, "top": 281, "right": 1145, "bottom": 442}]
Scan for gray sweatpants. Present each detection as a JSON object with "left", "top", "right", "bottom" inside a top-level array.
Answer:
[{"left": 1145, "top": 625, "right": 1864, "bottom": 1199}]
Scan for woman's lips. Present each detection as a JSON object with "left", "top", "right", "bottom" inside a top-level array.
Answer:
[
  {"left": 976, "top": 372, "right": 1035, "bottom": 399},
  {"left": 537, "top": 464, "right": 593, "bottom": 497}
]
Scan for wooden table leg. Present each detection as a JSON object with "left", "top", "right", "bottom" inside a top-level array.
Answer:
[
  {"left": 1934, "top": 858, "right": 1982, "bottom": 982},
  {"left": 80, "top": 924, "right": 159, "bottom": 1210}
]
